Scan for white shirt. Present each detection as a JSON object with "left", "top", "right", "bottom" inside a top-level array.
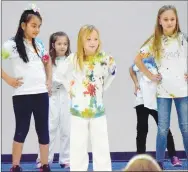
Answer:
[
  {"left": 51, "top": 56, "right": 67, "bottom": 93},
  {"left": 2, "top": 38, "right": 48, "bottom": 96},
  {"left": 139, "top": 32, "right": 188, "bottom": 98},
  {"left": 134, "top": 77, "right": 157, "bottom": 110},
  {"left": 156, "top": 34, "right": 188, "bottom": 98},
  {"left": 133, "top": 58, "right": 157, "bottom": 110},
  {"left": 53, "top": 52, "right": 117, "bottom": 118}
]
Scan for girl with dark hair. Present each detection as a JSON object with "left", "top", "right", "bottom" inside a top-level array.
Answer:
[
  {"left": 1, "top": 4, "right": 52, "bottom": 172},
  {"left": 36, "top": 31, "right": 71, "bottom": 169}
]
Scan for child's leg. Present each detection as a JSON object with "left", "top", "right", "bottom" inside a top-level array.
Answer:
[
  {"left": 174, "top": 97, "right": 188, "bottom": 168},
  {"left": 59, "top": 91, "right": 70, "bottom": 165},
  {"left": 70, "top": 116, "right": 89, "bottom": 171},
  {"left": 174, "top": 97, "right": 188, "bottom": 158},
  {"left": 36, "top": 94, "right": 60, "bottom": 165},
  {"left": 90, "top": 115, "right": 111, "bottom": 171},
  {"left": 135, "top": 105, "right": 150, "bottom": 154},
  {"left": 156, "top": 98, "right": 172, "bottom": 163},
  {"left": 33, "top": 93, "right": 50, "bottom": 165},
  {"left": 12, "top": 95, "right": 33, "bottom": 166},
  {"left": 48, "top": 94, "right": 60, "bottom": 163},
  {"left": 151, "top": 109, "right": 176, "bottom": 158}
]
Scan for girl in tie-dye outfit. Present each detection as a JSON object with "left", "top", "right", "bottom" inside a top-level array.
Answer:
[{"left": 54, "top": 25, "right": 117, "bottom": 171}]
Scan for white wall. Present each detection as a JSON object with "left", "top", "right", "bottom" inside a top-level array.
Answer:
[{"left": 1, "top": 1, "right": 187, "bottom": 154}]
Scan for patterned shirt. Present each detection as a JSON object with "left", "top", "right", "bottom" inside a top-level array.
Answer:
[
  {"left": 54, "top": 52, "right": 117, "bottom": 118},
  {"left": 138, "top": 32, "right": 187, "bottom": 98}
]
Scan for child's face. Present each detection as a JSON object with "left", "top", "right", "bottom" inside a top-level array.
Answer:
[
  {"left": 83, "top": 30, "right": 99, "bottom": 56},
  {"left": 54, "top": 36, "right": 68, "bottom": 57},
  {"left": 22, "top": 15, "right": 42, "bottom": 40},
  {"left": 159, "top": 9, "right": 177, "bottom": 35}
]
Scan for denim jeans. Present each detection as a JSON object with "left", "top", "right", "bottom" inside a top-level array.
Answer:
[
  {"left": 156, "top": 97, "right": 188, "bottom": 162},
  {"left": 136, "top": 105, "right": 176, "bottom": 157}
]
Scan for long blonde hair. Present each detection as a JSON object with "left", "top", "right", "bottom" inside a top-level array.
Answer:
[
  {"left": 76, "top": 24, "right": 101, "bottom": 70},
  {"left": 141, "top": 5, "right": 181, "bottom": 61},
  {"left": 123, "top": 154, "right": 162, "bottom": 171}
]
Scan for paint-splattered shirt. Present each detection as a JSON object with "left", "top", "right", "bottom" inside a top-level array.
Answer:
[
  {"left": 54, "top": 52, "right": 117, "bottom": 118},
  {"left": 138, "top": 32, "right": 187, "bottom": 98}
]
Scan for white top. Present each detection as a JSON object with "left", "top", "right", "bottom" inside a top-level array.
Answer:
[
  {"left": 134, "top": 77, "right": 157, "bottom": 110},
  {"left": 133, "top": 57, "right": 158, "bottom": 110},
  {"left": 139, "top": 32, "right": 188, "bottom": 98},
  {"left": 2, "top": 38, "right": 48, "bottom": 96},
  {"left": 51, "top": 56, "right": 67, "bottom": 93},
  {"left": 53, "top": 52, "right": 117, "bottom": 118}
]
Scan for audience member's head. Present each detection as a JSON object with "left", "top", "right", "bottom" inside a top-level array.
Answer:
[{"left": 123, "top": 154, "right": 162, "bottom": 171}]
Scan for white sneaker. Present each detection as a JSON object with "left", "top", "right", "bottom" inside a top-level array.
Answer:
[{"left": 36, "top": 161, "right": 42, "bottom": 168}]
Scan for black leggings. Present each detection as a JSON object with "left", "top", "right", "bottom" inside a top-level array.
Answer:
[
  {"left": 13, "top": 93, "right": 49, "bottom": 144},
  {"left": 136, "top": 104, "right": 176, "bottom": 158}
]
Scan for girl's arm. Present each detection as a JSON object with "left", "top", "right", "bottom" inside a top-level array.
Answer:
[
  {"left": 134, "top": 37, "right": 162, "bottom": 82},
  {"left": 129, "top": 65, "right": 139, "bottom": 86},
  {"left": 53, "top": 53, "right": 74, "bottom": 92},
  {"left": 134, "top": 54, "right": 153, "bottom": 80},
  {"left": 38, "top": 39, "right": 53, "bottom": 93},
  {"left": 103, "top": 56, "right": 117, "bottom": 91},
  {"left": 1, "top": 39, "right": 24, "bottom": 88},
  {"left": 129, "top": 66, "right": 140, "bottom": 95},
  {"left": 43, "top": 57, "right": 52, "bottom": 93},
  {"left": 1, "top": 69, "right": 23, "bottom": 88},
  {"left": 135, "top": 54, "right": 161, "bottom": 82}
]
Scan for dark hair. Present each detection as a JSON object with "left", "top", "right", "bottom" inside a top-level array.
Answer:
[
  {"left": 14, "top": 10, "right": 42, "bottom": 63},
  {"left": 49, "top": 31, "right": 71, "bottom": 65}
]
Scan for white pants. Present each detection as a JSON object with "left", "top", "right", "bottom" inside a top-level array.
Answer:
[
  {"left": 37, "top": 89, "right": 70, "bottom": 164},
  {"left": 70, "top": 115, "right": 112, "bottom": 171}
]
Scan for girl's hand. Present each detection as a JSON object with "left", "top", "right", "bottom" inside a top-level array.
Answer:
[
  {"left": 184, "top": 73, "right": 188, "bottom": 82},
  {"left": 46, "top": 80, "right": 52, "bottom": 96},
  {"left": 134, "top": 83, "right": 140, "bottom": 96},
  {"left": 150, "top": 74, "right": 162, "bottom": 83},
  {"left": 6, "top": 76, "right": 23, "bottom": 88}
]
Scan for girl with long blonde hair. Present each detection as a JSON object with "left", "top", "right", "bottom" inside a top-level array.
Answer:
[
  {"left": 135, "top": 5, "right": 188, "bottom": 169},
  {"left": 54, "top": 24, "right": 117, "bottom": 171}
]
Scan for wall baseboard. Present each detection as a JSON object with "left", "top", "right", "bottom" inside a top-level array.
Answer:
[{"left": 1, "top": 151, "right": 186, "bottom": 163}]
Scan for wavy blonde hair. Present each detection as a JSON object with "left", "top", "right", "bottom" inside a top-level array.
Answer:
[
  {"left": 76, "top": 24, "right": 101, "bottom": 70},
  {"left": 141, "top": 5, "right": 181, "bottom": 61},
  {"left": 123, "top": 154, "right": 162, "bottom": 171}
]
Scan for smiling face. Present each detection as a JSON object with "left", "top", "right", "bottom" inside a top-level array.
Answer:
[
  {"left": 21, "top": 15, "right": 42, "bottom": 40},
  {"left": 83, "top": 30, "right": 99, "bottom": 56}
]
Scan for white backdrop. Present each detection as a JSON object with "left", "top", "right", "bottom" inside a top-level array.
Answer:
[{"left": 1, "top": 1, "right": 188, "bottom": 154}]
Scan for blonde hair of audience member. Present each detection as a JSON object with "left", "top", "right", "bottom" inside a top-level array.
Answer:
[{"left": 123, "top": 154, "right": 162, "bottom": 171}]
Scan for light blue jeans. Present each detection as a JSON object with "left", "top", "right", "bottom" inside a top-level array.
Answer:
[{"left": 156, "top": 97, "right": 188, "bottom": 162}]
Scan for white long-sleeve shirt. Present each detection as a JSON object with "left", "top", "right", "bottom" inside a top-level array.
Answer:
[{"left": 54, "top": 52, "right": 117, "bottom": 118}]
